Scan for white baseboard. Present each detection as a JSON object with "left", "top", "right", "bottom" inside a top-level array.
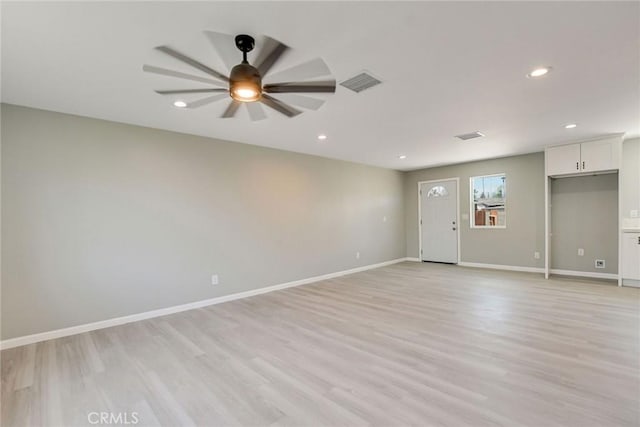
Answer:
[
  {"left": 405, "top": 257, "right": 421, "bottom": 262},
  {"left": 456, "top": 262, "right": 619, "bottom": 281},
  {"left": 549, "top": 269, "right": 619, "bottom": 280},
  {"left": 458, "top": 261, "right": 545, "bottom": 274},
  {"left": 622, "top": 279, "right": 640, "bottom": 288},
  {"left": 1, "top": 257, "right": 412, "bottom": 350}
]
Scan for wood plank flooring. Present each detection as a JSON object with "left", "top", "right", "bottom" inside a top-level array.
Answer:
[{"left": 2, "top": 262, "right": 639, "bottom": 426}]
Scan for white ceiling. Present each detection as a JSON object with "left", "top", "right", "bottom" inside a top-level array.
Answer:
[{"left": 2, "top": 1, "right": 639, "bottom": 171}]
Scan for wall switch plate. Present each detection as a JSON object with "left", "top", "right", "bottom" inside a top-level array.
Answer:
[
  {"left": 595, "top": 260, "right": 605, "bottom": 269},
  {"left": 578, "top": 248, "right": 584, "bottom": 256},
  {"left": 631, "top": 210, "right": 639, "bottom": 218},
  {"left": 211, "top": 274, "right": 219, "bottom": 285},
  {"left": 534, "top": 252, "right": 540, "bottom": 259}
]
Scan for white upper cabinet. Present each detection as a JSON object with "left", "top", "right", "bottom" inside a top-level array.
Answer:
[
  {"left": 581, "top": 138, "right": 619, "bottom": 173},
  {"left": 546, "top": 143, "right": 581, "bottom": 176},
  {"left": 545, "top": 136, "right": 622, "bottom": 177}
]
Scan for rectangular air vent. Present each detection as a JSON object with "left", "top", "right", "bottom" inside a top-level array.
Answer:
[
  {"left": 340, "top": 72, "right": 382, "bottom": 93},
  {"left": 455, "top": 131, "right": 485, "bottom": 141}
]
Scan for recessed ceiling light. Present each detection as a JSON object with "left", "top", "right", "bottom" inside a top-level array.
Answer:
[
  {"left": 317, "top": 134, "right": 327, "bottom": 141},
  {"left": 565, "top": 123, "right": 577, "bottom": 129},
  {"left": 398, "top": 155, "right": 407, "bottom": 160},
  {"left": 527, "top": 66, "right": 552, "bottom": 78},
  {"left": 173, "top": 100, "right": 187, "bottom": 108}
]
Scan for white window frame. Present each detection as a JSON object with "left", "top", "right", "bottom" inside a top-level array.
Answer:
[{"left": 469, "top": 173, "right": 507, "bottom": 229}]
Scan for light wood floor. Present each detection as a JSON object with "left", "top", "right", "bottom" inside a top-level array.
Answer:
[{"left": 2, "top": 262, "right": 639, "bottom": 427}]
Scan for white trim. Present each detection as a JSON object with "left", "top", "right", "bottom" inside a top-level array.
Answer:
[
  {"left": 618, "top": 142, "right": 624, "bottom": 286},
  {"left": 622, "top": 279, "right": 640, "bottom": 288},
  {"left": 405, "top": 257, "right": 421, "bottom": 262},
  {"left": 546, "top": 133, "right": 626, "bottom": 150},
  {"left": 417, "top": 177, "right": 460, "bottom": 264},
  {"left": 459, "top": 264, "right": 619, "bottom": 280},
  {"left": 458, "top": 261, "right": 544, "bottom": 274},
  {"left": 544, "top": 173, "right": 550, "bottom": 279},
  {"left": 549, "top": 269, "right": 619, "bottom": 280},
  {"left": 0, "top": 258, "right": 411, "bottom": 350}
]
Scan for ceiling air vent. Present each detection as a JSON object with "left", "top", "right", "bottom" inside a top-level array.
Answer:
[
  {"left": 340, "top": 72, "right": 382, "bottom": 93},
  {"left": 455, "top": 131, "right": 485, "bottom": 141}
]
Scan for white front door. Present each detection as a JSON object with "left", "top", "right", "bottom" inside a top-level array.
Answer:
[{"left": 420, "top": 179, "right": 458, "bottom": 263}]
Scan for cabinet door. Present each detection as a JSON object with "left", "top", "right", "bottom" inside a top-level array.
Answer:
[
  {"left": 546, "top": 144, "right": 580, "bottom": 176},
  {"left": 622, "top": 233, "right": 640, "bottom": 280},
  {"left": 581, "top": 139, "right": 619, "bottom": 173}
]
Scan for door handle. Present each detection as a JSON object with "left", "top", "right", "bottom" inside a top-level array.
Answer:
[
  {"left": 452, "top": 227, "right": 457, "bottom": 231},
  {"left": 582, "top": 161, "right": 585, "bottom": 170},
  {"left": 637, "top": 236, "right": 640, "bottom": 245},
  {"left": 452, "top": 221, "right": 456, "bottom": 225},
  {"left": 576, "top": 162, "right": 579, "bottom": 170}
]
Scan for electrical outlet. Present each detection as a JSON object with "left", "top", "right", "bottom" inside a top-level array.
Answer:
[
  {"left": 534, "top": 252, "right": 540, "bottom": 259},
  {"left": 356, "top": 252, "right": 360, "bottom": 259},
  {"left": 578, "top": 248, "right": 584, "bottom": 256},
  {"left": 595, "top": 260, "right": 605, "bottom": 269},
  {"left": 211, "top": 274, "right": 219, "bottom": 285}
]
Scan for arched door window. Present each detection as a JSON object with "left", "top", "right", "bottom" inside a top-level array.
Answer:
[{"left": 426, "top": 185, "right": 448, "bottom": 198}]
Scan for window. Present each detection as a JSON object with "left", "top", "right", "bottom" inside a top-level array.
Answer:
[
  {"left": 470, "top": 174, "right": 506, "bottom": 228},
  {"left": 426, "top": 185, "right": 449, "bottom": 198}
]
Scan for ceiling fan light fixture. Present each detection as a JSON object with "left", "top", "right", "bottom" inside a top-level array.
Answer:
[
  {"left": 229, "top": 62, "right": 262, "bottom": 102},
  {"left": 232, "top": 86, "right": 260, "bottom": 101}
]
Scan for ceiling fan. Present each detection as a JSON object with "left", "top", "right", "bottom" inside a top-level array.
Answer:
[{"left": 143, "top": 32, "right": 336, "bottom": 120}]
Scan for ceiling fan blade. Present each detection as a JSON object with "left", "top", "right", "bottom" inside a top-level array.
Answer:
[
  {"left": 143, "top": 65, "right": 226, "bottom": 86},
  {"left": 263, "top": 81, "right": 336, "bottom": 94},
  {"left": 203, "top": 31, "right": 239, "bottom": 72},
  {"left": 155, "top": 46, "right": 229, "bottom": 82},
  {"left": 260, "top": 94, "right": 302, "bottom": 118},
  {"left": 264, "top": 58, "right": 331, "bottom": 82},
  {"left": 187, "top": 94, "right": 229, "bottom": 109},
  {"left": 221, "top": 100, "right": 242, "bottom": 118},
  {"left": 155, "top": 88, "right": 228, "bottom": 95},
  {"left": 245, "top": 102, "right": 267, "bottom": 121},
  {"left": 254, "top": 36, "right": 290, "bottom": 77},
  {"left": 274, "top": 94, "right": 325, "bottom": 111}
]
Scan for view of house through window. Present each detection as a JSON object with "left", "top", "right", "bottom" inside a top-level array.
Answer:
[{"left": 471, "top": 174, "right": 506, "bottom": 227}]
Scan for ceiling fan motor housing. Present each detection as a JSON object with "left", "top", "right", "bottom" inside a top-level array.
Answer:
[{"left": 229, "top": 62, "right": 262, "bottom": 102}]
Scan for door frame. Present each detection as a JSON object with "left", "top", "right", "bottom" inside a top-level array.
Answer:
[{"left": 417, "top": 177, "right": 461, "bottom": 264}]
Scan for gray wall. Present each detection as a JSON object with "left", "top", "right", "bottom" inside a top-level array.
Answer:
[
  {"left": 550, "top": 174, "right": 618, "bottom": 274},
  {"left": 622, "top": 138, "right": 640, "bottom": 226},
  {"left": 404, "top": 153, "right": 545, "bottom": 268},
  {"left": 1, "top": 104, "right": 405, "bottom": 339}
]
